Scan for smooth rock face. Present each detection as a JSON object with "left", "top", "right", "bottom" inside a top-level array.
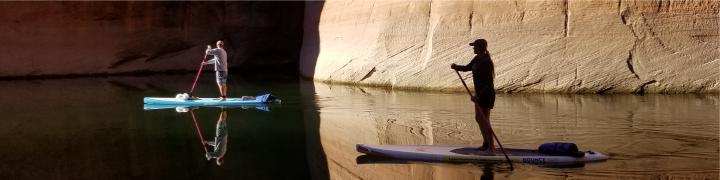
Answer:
[
  {"left": 300, "top": 0, "right": 719, "bottom": 93},
  {"left": 0, "top": 2, "right": 304, "bottom": 77}
]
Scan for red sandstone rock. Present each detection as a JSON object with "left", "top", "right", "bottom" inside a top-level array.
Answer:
[{"left": 0, "top": 1, "right": 304, "bottom": 77}]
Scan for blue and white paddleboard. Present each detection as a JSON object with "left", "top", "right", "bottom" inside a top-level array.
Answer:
[
  {"left": 144, "top": 93, "right": 276, "bottom": 106},
  {"left": 357, "top": 144, "right": 608, "bottom": 164},
  {"left": 142, "top": 104, "right": 270, "bottom": 111}
]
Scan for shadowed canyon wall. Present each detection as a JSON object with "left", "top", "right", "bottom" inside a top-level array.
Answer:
[
  {"left": 0, "top": 1, "right": 304, "bottom": 78},
  {"left": 300, "top": 0, "right": 719, "bottom": 93}
]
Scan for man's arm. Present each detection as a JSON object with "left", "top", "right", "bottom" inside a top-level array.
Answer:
[
  {"left": 451, "top": 59, "right": 475, "bottom": 72},
  {"left": 204, "top": 49, "right": 219, "bottom": 64}
]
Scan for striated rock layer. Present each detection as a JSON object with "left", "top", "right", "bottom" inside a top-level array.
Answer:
[
  {"left": 0, "top": 2, "right": 304, "bottom": 78},
  {"left": 300, "top": 0, "right": 719, "bottom": 93}
]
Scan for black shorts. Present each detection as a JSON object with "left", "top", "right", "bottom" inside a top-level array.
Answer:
[
  {"left": 216, "top": 71, "right": 227, "bottom": 84},
  {"left": 475, "top": 93, "right": 495, "bottom": 109}
]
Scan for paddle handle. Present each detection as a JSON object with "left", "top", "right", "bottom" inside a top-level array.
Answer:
[{"left": 454, "top": 70, "right": 514, "bottom": 170}]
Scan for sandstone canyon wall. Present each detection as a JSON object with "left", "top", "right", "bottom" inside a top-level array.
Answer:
[
  {"left": 0, "top": 2, "right": 304, "bottom": 78},
  {"left": 300, "top": 0, "right": 719, "bottom": 93}
]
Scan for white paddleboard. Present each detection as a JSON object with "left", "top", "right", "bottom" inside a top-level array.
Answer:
[{"left": 357, "top": 144, "right": 608, "bottom": 164}]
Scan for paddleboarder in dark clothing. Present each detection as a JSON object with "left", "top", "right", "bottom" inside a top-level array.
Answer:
[{"left": 451, "top": 39, "right": 497, "bottom": 154}]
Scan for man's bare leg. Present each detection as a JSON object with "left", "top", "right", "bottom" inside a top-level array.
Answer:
[
  {"left": 474, "top": 104, "right": 494, "bottom": 153},
  {"left": 480, "top": 107, "right": 495, "bottom": 153},
  {"left": 216, "top": 82, "right": 227, "bottom": 101}
]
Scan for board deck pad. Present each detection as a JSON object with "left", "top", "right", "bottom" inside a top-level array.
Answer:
[
  {"left": 357, "top": 144, "right": 608, "bottom": 164},
  {"left": 449, "top": 147, "right": 541, "bottom": 156}
]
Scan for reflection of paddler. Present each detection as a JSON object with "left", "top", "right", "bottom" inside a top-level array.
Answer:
[{"left": 205, "top": 109, "right": 228, "bottom": 166}]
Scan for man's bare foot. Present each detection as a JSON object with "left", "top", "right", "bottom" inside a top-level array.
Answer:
[
  {"left": 454, "top": 145, "right": 495, "bottom": 156},
  {"left": 486, "top": 146, "right": 496, "bottom": 154},
  {"left": 451, "top": 146, "right": 497, "bottom": 156}
]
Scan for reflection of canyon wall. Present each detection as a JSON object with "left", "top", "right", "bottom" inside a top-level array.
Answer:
[
  {"left": 300, "top": 0, "right": 719, "bottom": 93},
  {"left": 300, "top": 81, "right": 330, "bottom": 180},
  {"left": 311, "top": 82, "right": 719, "bottom": 179},
  {"left": 0, "top": 77, "right": 314, "bottom": 179},
  {"left": 0, "top": 2, "right": 303, "bottom": 77},
  {"left": 312, "top": 82, "right": 489, "bottom": 179},
  {"left": 0, "top": 78, "right": 201, "bottom": 178}
]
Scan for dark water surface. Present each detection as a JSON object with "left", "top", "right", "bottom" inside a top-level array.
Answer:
[{"left": 0, "top": 74, "right": 717, "bottom": 179}]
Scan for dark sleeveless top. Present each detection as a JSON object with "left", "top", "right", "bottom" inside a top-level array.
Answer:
[
  {"left": 456, "top": 53, "right": 496, "bottom": 109},
  {"left": 457, "top": 53, "right": 495, "bottom": 95}
]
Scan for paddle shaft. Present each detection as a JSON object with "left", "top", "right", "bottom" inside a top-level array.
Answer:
[
  {"left": 190, "top": 110, "right": 209, "bottom": 155},
  {"left": 454, "top": 70, "right": 514, "bottom": 170},
  {"left": 189, "top": 54, "right": 208, "bottom": 96},
  {"left": 455, "top": 70, "right": 474, "bottom": 96}
]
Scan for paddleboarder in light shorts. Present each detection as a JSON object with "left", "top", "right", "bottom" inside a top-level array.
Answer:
[
  {"left": 203, "top": 40, "right": 229, "bottom": 101},
  {"left": 451, "top": 39, "right": 497, "bottom": 154},
  {"left": 205, "top": 109, "right": 228, "bottom": 166}
]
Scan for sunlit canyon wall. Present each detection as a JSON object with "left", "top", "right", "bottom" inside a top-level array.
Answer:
[{"left": 300, "top": 0, "right": 719, "bottom": 93}]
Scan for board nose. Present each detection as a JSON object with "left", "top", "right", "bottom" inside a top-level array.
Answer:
[{"left": 356, "top": 144, "right": 371, "bottom": 154}]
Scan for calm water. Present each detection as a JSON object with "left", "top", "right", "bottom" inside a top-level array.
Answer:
[{"left": 0, "top": 74, "right": 717, "bottom": 179}]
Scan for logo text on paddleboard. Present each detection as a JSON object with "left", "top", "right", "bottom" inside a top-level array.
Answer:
[{"left": 521, "top": 158, "right": 546, "bottom": 164}]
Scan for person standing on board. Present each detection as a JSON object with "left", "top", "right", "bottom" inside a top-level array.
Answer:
[
  {"left": 203, "top": 40, "right": 229, "bottom": 101},
  {"left": 451, "top": 39, "right": 497, "bottom": 154}
]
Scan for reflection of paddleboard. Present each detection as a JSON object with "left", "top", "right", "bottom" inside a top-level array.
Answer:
[
  {"left": 143, "top": 93, "right": 276, "bottom": 106},
  {"left": 357, "top": 144, "right": 608, "bottom": 164}
]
